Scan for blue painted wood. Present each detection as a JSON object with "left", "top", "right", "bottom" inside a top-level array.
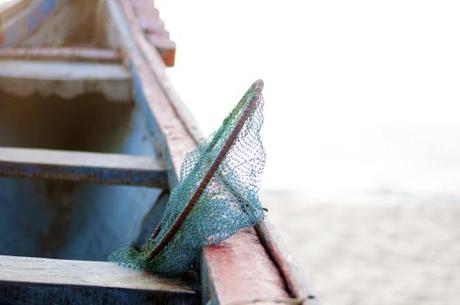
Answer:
[
  {"left": 38, "top": 0, "right": 57, "bottom": 18},
  {"left": 130, "top": 66, "right": 179, "bottom": 187},
  {"left": 0, "top": 0, "right": 63, "bottom": 47},
  {"left": 28, "top": 0, "right": 58, "bottom": 34},
  {"left": 0, "top": 179, "right": 162, "bottom": 260},
  {"left": 0, "top": 92, "right": 165, "bottom": 260},
  {"left": 0, "top": 1, "right": 201, "bottom": 304},
  {"left": 0, "top": 148, "right": 168, "bottom": 188},
  {"left": 28, "top": 6, "right": 41, "bottom": 33},
  {"left": 3, "top": 14, "right": 23, "bottom": 47},
  {"left": 132, "top": 191, "right": 170, "bottom": 249},
  {"left": 0, "top": 282, "right": 198, "bottom": 305}
]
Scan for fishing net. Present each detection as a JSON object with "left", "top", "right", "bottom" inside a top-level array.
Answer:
[{"left": 109, "top": 80, "right": 266, "bottom": 275}]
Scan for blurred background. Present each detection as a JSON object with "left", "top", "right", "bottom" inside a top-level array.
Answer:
[
  {"left": 155, "top": 1, "right": 460, "bottom": 304},
  {"left": 0, "top": 0, "right": 458, "bottom": 303}
]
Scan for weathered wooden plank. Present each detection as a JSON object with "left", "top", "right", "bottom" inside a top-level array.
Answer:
[
  {"left": 201, "top": 228, "right": 291, "bottom": 305},
  {"left": 256, "top": 222, "right": 319, "bottom": 305},
  {"left": 0, "top": 255, "right": 197, "bottom": 305},
  {"left": 0, "top": 147, "right": 168, "bottom": 188},
  {"left": 0, "top": 47, "right": 122, "bottom": 63},
  {"left": 0, "top": 60, "right": 131, "bottom": 101}
]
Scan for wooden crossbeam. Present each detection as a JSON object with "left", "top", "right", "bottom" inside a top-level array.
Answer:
[
  {"left": 0, "top": 147, "right": 168, "bottom": 188},
  {"left": 0, "top": 255, "right": 197, "bottom": 305},
  {"left": 0, "top": 47, "right": 123, "bottom": 63},
  {"left": 0, "top": 60, "right": 131, "bottom": 102}
]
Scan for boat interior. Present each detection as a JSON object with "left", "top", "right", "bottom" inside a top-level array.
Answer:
[
  {"left": 0, "top": 1, "right": 314, "bottom": 305},
  {"left": 0, "top": 0, "right": 172, "bottom": 261}
]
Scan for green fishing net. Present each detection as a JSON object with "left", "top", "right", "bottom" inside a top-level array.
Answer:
[{"left": 109, "top": 80, "right": 266, "bottom": 275}]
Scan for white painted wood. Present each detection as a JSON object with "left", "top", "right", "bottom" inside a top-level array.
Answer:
[{"left": 0, "top": 60, "right": 131, "bottom": 102}]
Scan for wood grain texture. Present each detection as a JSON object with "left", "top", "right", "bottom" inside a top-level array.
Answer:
[
  {"left": 0, "top": 60, "right": 131, "bottom": 101},
  {"left": 0, "top": 147, "right": 168, "bottom": 188},
  {"left": 0, "top": 47, "right": 122, "bottom": 63},
  {"left": 0, "top": 255, "right": 198, "bottom": 305}
]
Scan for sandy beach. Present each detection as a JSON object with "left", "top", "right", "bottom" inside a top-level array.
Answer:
[{"left": 262, "top": 192, "right": 460, "bottom": 305}]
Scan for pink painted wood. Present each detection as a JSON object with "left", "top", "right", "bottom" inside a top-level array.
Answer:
[{"left": 203, "top": 228, "right": 290, "bottom": 305}]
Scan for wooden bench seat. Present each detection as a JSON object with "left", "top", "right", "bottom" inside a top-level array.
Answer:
[
  {"left": 0, "top": 60, "right": 131, "bottom": 102},
  {"left": 0, "top": 255, "right": 198, "bottom": 305},
  {"left": 0, "top": 147, "right": 168, "bottom": 188}
]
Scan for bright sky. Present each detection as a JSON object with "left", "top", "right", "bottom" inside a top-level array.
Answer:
[
  {"left": 2, "top": 0, "right": 459, "bottom": 200},
  {"left": 155, "top": 0, "right": 460, "bottom": 200}
]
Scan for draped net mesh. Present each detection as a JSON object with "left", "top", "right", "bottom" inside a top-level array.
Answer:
[{"left": 109, "top": 80, "right": 266, "bottom": 275}]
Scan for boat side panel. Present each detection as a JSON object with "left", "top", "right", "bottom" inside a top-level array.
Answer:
[
  {"left": 0, "top": 0, "right": 64, "bottom": 47},
  {"left": 21, "top": 0, "right": 96, "bottom": 48},
  {"left": 2, "top": 9, "right": 23, "bottom": 47},
  {"left": 0, "top": 93, "right": 163, "bottom": 260},
  {"left": 27, "top": 0, "right": 59, "bottom": 35},
  {"left": 0, "top": 0, "right": 112, "bottom": 48}
]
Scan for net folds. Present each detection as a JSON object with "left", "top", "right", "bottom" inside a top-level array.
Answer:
[{"left": 109, "top": 80, "right": 266, "bottom": 275}]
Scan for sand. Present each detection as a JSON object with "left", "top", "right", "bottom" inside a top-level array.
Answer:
[{"left": 262, "top": 192, "right": 460, "bottom": 305}]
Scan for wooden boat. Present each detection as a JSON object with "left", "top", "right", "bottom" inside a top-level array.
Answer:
[{"left": 0, "top": 0, "right": 317, "bottom": 304}]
